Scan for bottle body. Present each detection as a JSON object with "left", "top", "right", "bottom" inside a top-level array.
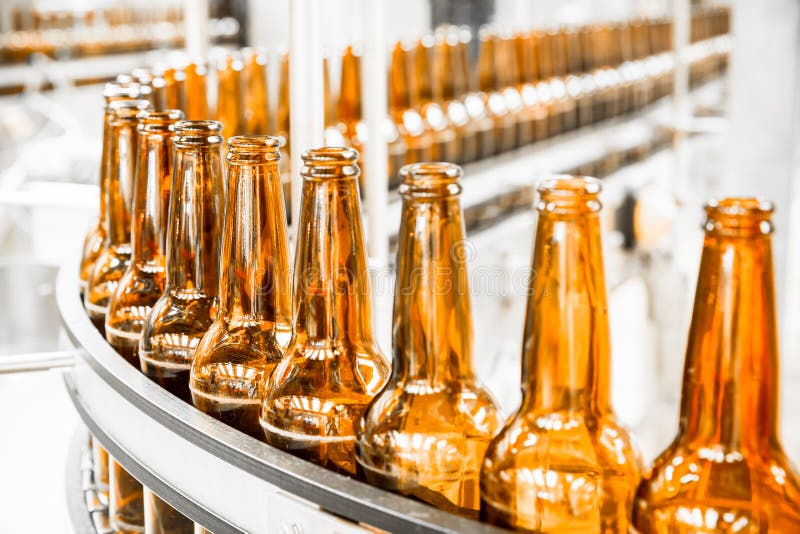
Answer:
[
  {"left": 357, "top": 163, "right": 503, "bottom": 516},
  {"left": 143, "top": 489, "right": 194, "bottom": 534},
  {"left": 633, "top": 198, "right": 800, "bottom": 533},
  {"left": 480, "top": 176, "right": 642, "bottom": 532},
  {"left": 260, "top": 147, "right": 389, "bottom": 475},
  {"left": 139, "top": 121, "right": 224, "bottom": 403},
  {"left": 190, "top": 136, "right": 291, "bottom": 439},
  {"left": 85, "top": 99, "right": 149, "bottom": 335}
]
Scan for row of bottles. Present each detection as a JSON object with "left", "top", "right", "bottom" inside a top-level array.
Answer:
[
  {"left": 78, "top": 73, "right": 800, "bottom": 530},
  {"left": 111, "top": 7, "right": 729, "bottom": 194}
]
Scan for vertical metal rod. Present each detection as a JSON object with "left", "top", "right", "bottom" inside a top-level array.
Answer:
[
  {"left": 289, "top": 0, "right": 325, "bottom": 242},
  {"left": 361, "top": 0, "right": 391, "bottom": 353},
  {"left": 184, "top": 0, "right": 210, "bottom": 59}
]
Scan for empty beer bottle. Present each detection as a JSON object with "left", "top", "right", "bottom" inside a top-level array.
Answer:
[
  {"left": 92, "top": 437, "right": 110, "bottom": 505},
  {"left": 190, "top": 136, "right": 291, "bottom": 439},
  {"left": 143, "top": 489, "right": 194, "bottom": 534},
  {"left": 79, "top": 82, "right": 140, "bottom": 298},
  {"left": 260, "top": 147, "right": 390, "bottom": 476},
  {"left": 335, "top": 46, "right": 366, "bottom": 158},
  {"left": 389, "top": 41, "right": 433, "bottom": 165},
  {"left": 453, "top": 28, "right": 495, "bottom": 160},
  {"left": 477, "top": 32, "right": 515, "bottom": 154},
  {"left": 514, "top": 32, "right": 549, "bottom": 142},
  {"left": 633, "top": 198, "right": 800, "bottom": 533},
  {"left": 106, "top": 109, "right": 183, "bottom": 365},
  {"left": 434, "top": 33, "right": 475, "bottom": 163},
  {"left": 412, "top": 36, "right": 459, "bottom": 162},
  {"left": 357, "top": 162, "right": 503, "bottom": 516},
  {"left": 480, "top": 176, "right": 642, "bottom": 532},
  {"left": 216, "top": 55, "right": 242, "bottom": 137},
  {"left": 276, "top": 53, "right": 292, "bottom": 216},
  {"left": 184, "top": 61, "right": 208, "bottom": 121},
  {"left": 109, "top": 452, "right": 144, "bottom": 533},
  {"left": 86, "top": 99, "right": 150, "bottom": 335},
  {"left": 242, "top": 49, "right": 269, "bottom": 135},
  {"left": 139, "top": 121, "right": 224, "bottom": 403}
]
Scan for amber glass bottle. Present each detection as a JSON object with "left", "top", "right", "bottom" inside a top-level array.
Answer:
[
  {"left": 453, "top": 29, "right": 494, "bottom": 160},
  {"left": 92, "top": 438, "right": 110, "bottom": 505},
  {"left": 190, "top": 136, "right": 291, "bottom": 439},
  {"left": 480, "top": 176, "right": 642, "bottom": 532},
  {"left": 184, "top": 61, "right": 208, "bottom": 121},
  {"left": 357, "top": 162, "right": 503, "bottom": 517},
  {"left": 276, "top": 53, "right": 292, "bottom": 214},
  {"left": 496, "top": 34, "right": 529, "bottom": 146},
  {"left": 434, "top": 34, "right": 475, "bottom": 164},
  {"left": 79, "top": 82, "right": 140, "bottom": 298},
  {"left": 515, "top": 32, "right": 549, "bottom": 142},
  {"left": 85, "top": 99, "right": 150, "bottom": 335},
  {"left": 139, "top": 121, "right": 224, "bottom": 403},
  {"left": 242, "top": 49, "right": 268, "bottom": 135},
  {"left": 634, "top": 199, "right": 800, "bottom": 533},
  {"left": 260, "top": 147, "right": 390, "bottom": 476},
  {"left": 143, "top": 489, "right": 194, "bottom": 534},
  {"left": 412, "top": 37, "right": 459, "bottom": 163},
  {"left": 477, "top": 33, "right": 515, "bottom": 154},
  {"left": 216, "top": 55, "right": 242, "bottom": 137},
  {"left": 335, "top": 46, "right": 366, "bottom": 157},
  {"left": 389, "top": 41, "right": 433, "bottom": 165},
  {"left": 106, "top": 109, "right": 183, "bottom": 365}
]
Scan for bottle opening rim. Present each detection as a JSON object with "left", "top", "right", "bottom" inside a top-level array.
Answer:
[
  {"left": 537, "top": 175, "right": 602, "bottom": 196},
  {"left": 228, "top": 135, "right": 281, "bottom": 152},
  {"left": 137, "top": 109, "right": 184, "bottom": 124},
  {"left": 704, "top": 197, "right": 774, "bottom": 235},
  {"left": 398, "top": 162, "right": 463, "bottom": 197},
  {"left": 705, "top": 197, "right": 773, "bottom": 217}
]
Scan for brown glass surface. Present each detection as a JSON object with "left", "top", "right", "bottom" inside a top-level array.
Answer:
[
  {"left": 434, "top": 34, "right": 475, "bottom": 164},
  {"left": 184, "top": 62, "right": 208, "bottom": 121},
  {"left": 144, "top": 489, "right": 194, "bottom": 534},
  {"left": 358, "top": 163, "right": 503, "bottom": 515},
  {"left": 477, "top": 34, "right": 515, "bottom": 154},
  {"left": 191, "top": 136, "right": 291, "bottom": 440},
  {"left": 480, "top": 176, "right": 642, "bottom": 532},
  {"left": 92, "top": 437, "right": 110, "bottom": 505},
  {"left": 634, "top": 199, "right": 800, "bottom": 533},
  {"left": 110, "top": 457, "right": 144, "bottom": 533},
  {"left": 261, "top": 147, "right": 389, "bottom": 476},
  {"left": 389, "top": 41, "right": 433, "bottom": 165},
  {"left": 85, "top": 99, "right": 150, "bottom": 337},
  {"left": 216, "top": 56, "right": 242, "bottom": 137},
  {"left": 79, "top": 82, "right": 140, "bottom": 297},
  {"left": 242, "top": 50, "right": 268, "bottom": 135},
  {"left": 413, "top": 37, "right": 459, "bottom": 163},
  {"left": 139, "top": 120, "right": 224, "bottom": 403}
]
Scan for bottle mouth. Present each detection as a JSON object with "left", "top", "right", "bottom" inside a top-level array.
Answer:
[
  {"left": 536, "top": 175, "right": 602, "bottom": 214},
  {"left": 301, "top": 147, "right": 360, "bottom": 179},
  {"left": 109, "top": 99, "right": 151, "bottom": 120},
  {"left": 137, "top": 109, "right": 184, "bottom": 132},
  {"left": 103, "top": 82, "right": 141, "bottom": 102},
  {"left": 227, "top": 135, "right": 281, "bottom": 163},
  {"left": 704, "top": 197, "right": 774, "bottom": 236},
  {"left": 398, "top": 162, "right": 463, "bottom": 197},
  {"left": 173, "top": 120, "right": 224, "bottom": 146}
]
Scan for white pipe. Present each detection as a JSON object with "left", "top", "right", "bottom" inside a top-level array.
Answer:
[
  {"left": 184, "top": 0, "right": 210, "bottom": 59},
  {"left": 361, "top": 0, "right": 391, "bottom": 354},
  {"left": 289, "top": 0, "right": 324, "bottom": 242}
]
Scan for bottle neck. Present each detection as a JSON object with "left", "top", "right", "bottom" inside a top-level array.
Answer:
[
  {"left": 166, "top": 144, "right": 224, "bottom": 295},
  {"left": 98, "top": 108, "right": 113, "bottom": 228},
  {"left": 338, "top": 50, "right": 362, "bottom": 125},
  {"left": 680, "top": 231, "right": 780, "bottom": 450},
  {"left": 522, "top": 209, "right": 611, "bottom": 413},
  {"left": 220, "top": 158, "right": 291, "bottom": 324},
  {"left": 393, "top": 193, "right": 474, "bottom": 385},
  {"left": 389, "top": 46, "right": 412, "bottom": 114},
  {"left": 293, "top": 176, "right": 376, "bottom": 347},
  {"left": 105, "top": 117, "right": 138, "bottom": 247},
  {"left": 131, "top": 129, "right": 172, "bottom": 265}
]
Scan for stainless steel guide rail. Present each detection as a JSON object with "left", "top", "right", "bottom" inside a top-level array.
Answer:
[{"left": 56, "top": 261, "right": 508, "bottom": 534}]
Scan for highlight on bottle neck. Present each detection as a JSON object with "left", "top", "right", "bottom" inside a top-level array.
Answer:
[
  {"left": 703, "top": 197, "right": 774, "bottom": 237},
  {"left": 109, "top": 99, "right": 151, "bottom": 123},
  {"left": 536, "top": 174, "right": 602, "bottom": 214},
  {"left": 103, "top": 82, "right": 141, "bottom": 105},
  {"left": 137, "top": 109, "right": 184, "bottom": 134},
  {"left": 300, "top": 146, "right": 359, "bottom": 180},
  {"left": 398, "top": 162, "right": 463, "bottom": 198},
  {"left": 172, "top": 120, "right": 224, "bottom": 148},
  {"left": 227, "top": 135, "right": 281, "bottom": 165}
]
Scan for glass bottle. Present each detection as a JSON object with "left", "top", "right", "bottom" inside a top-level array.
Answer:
[
  {"left": 357, "top": 162, "right": 503, "bottom": 517},
  {"left": 514, "top": 32, "right": 549, "bottom": 142},
  {"left": 477, "top": 32, "right": 515, "bottom": 154},
  {"left": 184, "top": 61, "right": 208, "bottom": 121},
  {"left": 139, "top": 120, "right": 224, "bottom": 403},
  {"left": 162, "top": 67, "right": 185, "bottom": 112},
  {"left": 190, "top": 136, "right": 292, "bottom": 440},
  {"left": 85, "top": 99, "right": 150, "bottom": 335},
  {"left": 216, "top": 55, "right": 242, "bottom": 137},
  {"left": 143, "top": 489, "right": 194, "bottom": 534},
  {"left": 242, "top": 49, "right": 268, "bottom": 135},
  {"left": 412, "top": 36, "right": 459, "bottom": 163},
  {"left": 276, "top": 53, "right": 292, "bottom": 217},
  {"left": 453, "top": 28, "right": 495, "bottom": 160},
  {"left": 106, "top": 109, "right": 183, "bottom": 365},
  {"left": 633, "top": 198, "right": 800, "bottom": 533},
  {"left": 92, "top": 437, "right": 110, "bottom": 505},
  {"left": 335, "top": 46, "right": 366, "bottom": 162},
  {"left": 434, "top": 33, "right": 475, "bottom": 164},
  {"left": 496, "top": 33, "right": 529, "bottom": 147},
  {"left": 79, "top": 82, "right": 140, "bottom": 298},
  {"left": 260, "top": 147, "right": 390, "bottom": 476},
  {"left": 389, "top": 41, "right": 433, "bottom": 165},
  {"left": 480, "top": 176, "right": 642, "bottom": 531}
]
